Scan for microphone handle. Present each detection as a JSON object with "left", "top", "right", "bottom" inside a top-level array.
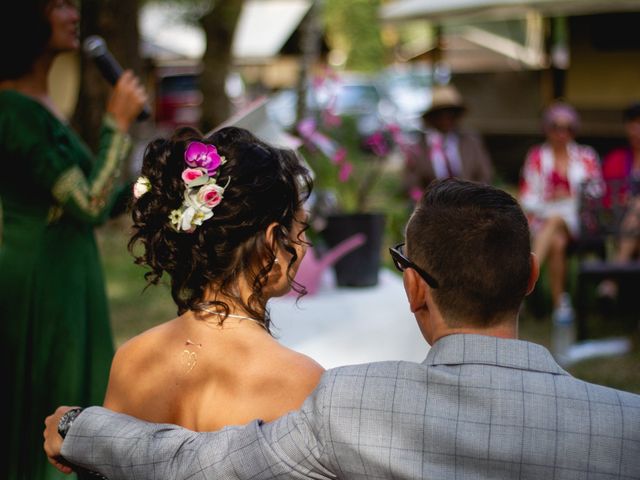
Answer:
[
  {"left": 93, "top": 50, "right": 122, "bottom": 85},
  {"left": 93, "top": 52, "right": 151, "bottom": 122}
]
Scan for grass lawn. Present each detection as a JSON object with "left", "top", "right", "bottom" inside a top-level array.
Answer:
[
  {"left": 97, "top": 217, "right": 640, "bottom": 395},
  {"left": 98, "top": 218, "right": 176, "bottom": 345}
]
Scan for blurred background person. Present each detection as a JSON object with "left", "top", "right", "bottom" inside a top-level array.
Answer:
[
  {"left": 0, "top": 1, "right": 146, "bottom": 479},
  {"left": 519, "top": 101, "right": 602, "bottom": 321},
  {"left": 597, "top": 101, "right": 640, "bottom": 300},
  {"left": 403, "top": 84, "right": 493, "bottom": 201}
]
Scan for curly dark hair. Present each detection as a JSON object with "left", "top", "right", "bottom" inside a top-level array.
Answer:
[
  {"left": 129, "top": 126, "right": 313, "bottom": 333},
  {"left": 0, "top": 1, "right": 53, "bottom": 81}
]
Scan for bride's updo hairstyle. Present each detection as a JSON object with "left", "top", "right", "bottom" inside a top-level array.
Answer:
[{"left": 129, "top": 126, "right": 312, "bottom": 333}]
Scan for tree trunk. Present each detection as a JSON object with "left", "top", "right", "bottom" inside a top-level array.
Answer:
[
  {"left": 199, "top": 0, "right": 243, "bottom": 134},
  {"left": 296, "top": 0, "right": 323, "bottom": 126},
  {"left": 73, "top": 0, "right": 142, "bottom": 150}
]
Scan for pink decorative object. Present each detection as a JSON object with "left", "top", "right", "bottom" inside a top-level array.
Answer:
[{"left": 289, "top": 233, "right": 367, "bottom": 296}]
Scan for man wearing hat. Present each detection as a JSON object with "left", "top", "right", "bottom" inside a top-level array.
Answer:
[{"left": 404, "top": 84, "right": 493, "bottom": 200}]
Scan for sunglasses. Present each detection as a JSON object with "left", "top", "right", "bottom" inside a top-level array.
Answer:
[
  {"left": 388, "top": 243, "right": 439, "bottom": 288},
  {"left": 549, "top": 123, "right": 574, "bottom": 132}
]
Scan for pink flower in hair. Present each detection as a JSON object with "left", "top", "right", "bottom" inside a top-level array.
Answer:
[
  {"left": 197, "top": 183, "right": 225, "bottom": 208},
  {"left": 181, "top": 167, "right": 206, "bottom": 185},
  {"left": 184, "top": 142, "right": 223, "bottom": 175}
]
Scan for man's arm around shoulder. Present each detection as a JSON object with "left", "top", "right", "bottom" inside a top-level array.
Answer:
[{"left": 48, "top": 383, "right": 336, "bottom": 479}]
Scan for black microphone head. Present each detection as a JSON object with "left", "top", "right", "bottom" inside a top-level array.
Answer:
[{"left": 83, "top": 35, "right": 107, "bottom": 58}]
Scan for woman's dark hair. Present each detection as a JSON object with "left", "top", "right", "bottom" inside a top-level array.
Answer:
[
  {"left": 0, "top": 1, "right": 53, "bottom": 81},
  {"left": 129, "top": 126, "right": 313, "bottom": 333},
  {"left": 623, "top": 102, "right": 640, "bottom": 123}
]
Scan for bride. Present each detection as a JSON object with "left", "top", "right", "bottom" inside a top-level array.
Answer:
[{"left": 103, "top": 126, "right": 324, "bottom": 431}]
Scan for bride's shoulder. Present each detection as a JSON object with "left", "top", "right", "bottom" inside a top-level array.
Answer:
[
  {"left": 254, "top": 343, "right": 325, "bottom": 395},
  {"left": 111, "top": 319, "right": 181, "bottom": 368},
  {"left": 104, "top": 319, "right": 183, "bottom": 410}
]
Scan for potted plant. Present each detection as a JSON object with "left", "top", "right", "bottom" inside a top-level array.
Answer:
[{"left": 297, "top": 103, "right": 404, "bottom": 287}]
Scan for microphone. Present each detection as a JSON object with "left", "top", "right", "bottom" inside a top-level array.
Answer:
[{"left": 83, "top": 35, "right": 151, "bottom": 121}]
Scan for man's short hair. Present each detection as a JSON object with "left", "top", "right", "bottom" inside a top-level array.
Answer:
[{"left": 406, "top": 179, "right": 531, "bottom": 326}]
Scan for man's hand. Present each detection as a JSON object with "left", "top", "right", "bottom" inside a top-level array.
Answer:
[{"left": 43, "top": 406, "right": 77, "bottom": 475}]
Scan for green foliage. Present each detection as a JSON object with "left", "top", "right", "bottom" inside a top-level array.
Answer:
[
  {"left": 302, "top": 116, "right": 375, "bottom": 212},
  {"left": 323, "top": 0, "right": 386, "bottom": 72},
  {"left": 97, "top": 219, "right": 175, "bottom": 346}
]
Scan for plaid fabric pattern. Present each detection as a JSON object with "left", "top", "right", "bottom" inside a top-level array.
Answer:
[{"left": 63, "top": 334, "right": 640, "bottom": 479}]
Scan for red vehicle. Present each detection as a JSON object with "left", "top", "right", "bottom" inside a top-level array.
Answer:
[{"left": 155, "top": 64, "right": 203, "bottom": 130}]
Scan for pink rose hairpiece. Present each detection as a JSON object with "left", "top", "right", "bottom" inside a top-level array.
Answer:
[{"left": 169, "top": 141, "right": 230, "bottom": 233}]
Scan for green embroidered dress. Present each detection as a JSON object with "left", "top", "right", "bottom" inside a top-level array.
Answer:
[{"left": 0, "top": 91, "right": 131, "bottom": 480}]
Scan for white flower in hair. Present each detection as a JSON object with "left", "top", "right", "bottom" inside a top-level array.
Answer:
[
  {"left": 133, "top": 176, "right": 151, "bottom": 199},
  {"left": 180, "top": 206, "right": 213, "bottom": 233},
  {"left": 169, "top": 209, "right": 183, "bottom": 228}
]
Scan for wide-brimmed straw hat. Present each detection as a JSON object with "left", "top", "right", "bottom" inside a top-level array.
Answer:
[{"left": 423, "top": 84, "right": 466, "bottom": 117}]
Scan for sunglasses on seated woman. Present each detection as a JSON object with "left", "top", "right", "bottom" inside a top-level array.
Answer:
[{"left": 388, "top": 243, "right": 439, "bottom": 288}]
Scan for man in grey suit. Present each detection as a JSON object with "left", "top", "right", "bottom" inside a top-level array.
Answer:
[{"left": 45, "top": 179, "right": 640, "bottom": 479}]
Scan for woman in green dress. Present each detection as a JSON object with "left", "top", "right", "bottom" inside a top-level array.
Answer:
[{"left": 0, "top": 1, "right": 146, "bottom": 478}]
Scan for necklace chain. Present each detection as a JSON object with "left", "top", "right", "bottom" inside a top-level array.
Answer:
[{"left": 198, "top": 307, "right": 267, "bottom": 331}]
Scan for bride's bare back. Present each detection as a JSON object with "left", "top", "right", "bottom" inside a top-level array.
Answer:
[
  {"left": 103, "top": 312, "right": 324, "bottom": 431},
  {"left": 111, "top": 127, "right": 324, "bottom": 431}
]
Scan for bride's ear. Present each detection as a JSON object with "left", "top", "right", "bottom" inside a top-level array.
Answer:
[{"left": 264, "top": 222, "right": 282, "bottom": 270}]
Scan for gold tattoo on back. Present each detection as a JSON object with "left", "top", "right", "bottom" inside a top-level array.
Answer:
[{"left": 181, "top": 339, "right": 202, "bottom": 373}]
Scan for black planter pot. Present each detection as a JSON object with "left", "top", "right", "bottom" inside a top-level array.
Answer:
[{"left": 321, "top": 212, "right": 386, "bottom": 287}]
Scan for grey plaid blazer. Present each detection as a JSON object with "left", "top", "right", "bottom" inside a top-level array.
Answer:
[{"left": 63, "top": 334, "right": 640, "bottom": 479}]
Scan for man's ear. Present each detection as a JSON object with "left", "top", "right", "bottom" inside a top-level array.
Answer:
[
  {"left": 525, "top": 252, "right": 540, "bottom": 296},
  {"left": 403, "top": 268, "right": 428, "bottom": 313}
]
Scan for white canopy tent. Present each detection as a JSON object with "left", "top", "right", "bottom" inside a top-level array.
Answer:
[
  {"left": 141, "top": 0, "right": 312, "bottom": 63},
  {"left": 380, "top": 0, "right": 640, "bottom": 23},
  {"left": 233, "top": 0, "right": 312, "bottom": 62}
]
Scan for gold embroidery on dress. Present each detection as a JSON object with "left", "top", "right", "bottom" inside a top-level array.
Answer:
[
  {"left": 50, "top": 123, "right": 132, "bottom": 219},
  {"left": 52, "top": 167, "right": 84, "bottom": 204},
  {"left": 46, "top": 205, "right": 64, "bottom": 224},
  {"left": 90, "top": 133, "right": 120, "bottom": 198},
  {"left": 91, "top": 130, "right": 131, "bottom": 198}
]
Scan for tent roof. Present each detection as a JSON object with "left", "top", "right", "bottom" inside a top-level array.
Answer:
[
  {"left": 141, "top": 0, "right": 311, "bottom": 61},
  {"left": 380, "top": 0, "right": 640, "bottom": 23},
  {"left": 233, "top": 0, "right": 312, "bottom": 60}
]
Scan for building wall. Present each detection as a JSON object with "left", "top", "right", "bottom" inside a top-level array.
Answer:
[
  {"left": 566, "top": 14, "right": 640, "bottom": 112},
  {"left": 444, "top": 13, "right": 639, "bottom": 183}
]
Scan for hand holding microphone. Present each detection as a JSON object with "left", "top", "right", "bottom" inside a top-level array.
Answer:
[{"left": 83, "top": 35, "right": 150, "bottom": 131}]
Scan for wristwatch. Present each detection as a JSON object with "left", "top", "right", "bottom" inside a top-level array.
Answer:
[{"left": 57, "top": 407, "right": 83, "bottom": 439}]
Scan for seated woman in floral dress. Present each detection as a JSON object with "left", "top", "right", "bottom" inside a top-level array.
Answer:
[{"left": 519, "top": 102, "right": 602, "bottom": 320}]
